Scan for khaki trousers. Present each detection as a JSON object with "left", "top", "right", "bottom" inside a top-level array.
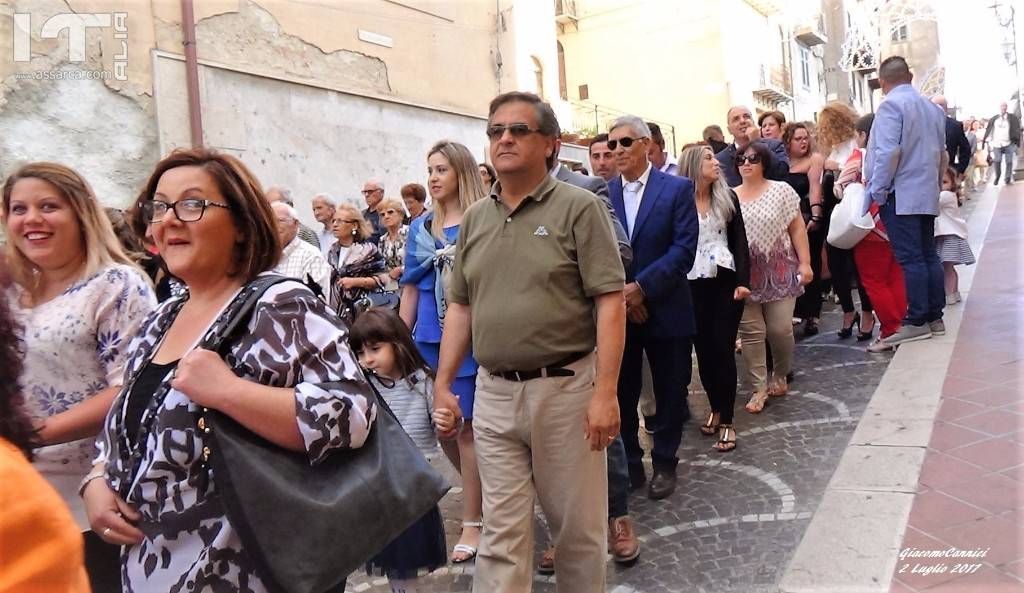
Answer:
[
  {"left": 739, "top": 297, "right": 796, "bottom": 392},
  {"left": 472, "top": 353, "right": 607, "bottom": 593}
]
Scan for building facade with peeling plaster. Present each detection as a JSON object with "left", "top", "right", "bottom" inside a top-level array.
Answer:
[{"left": 0, "top": 0, "right": 568, "bottom": 227}]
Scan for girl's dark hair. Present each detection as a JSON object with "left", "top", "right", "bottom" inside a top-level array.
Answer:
[
  {"left": 350, "top": 308, "right": 433, "bottom": 381},
  {"left": 856, "top": 113, "right": 875, "bottom": 143},
  {"left": 0, "top": 296, "right": 37, "bottom": 458},
  {"left": 733, "top": 140, "right": 775, "bottom": 180}
]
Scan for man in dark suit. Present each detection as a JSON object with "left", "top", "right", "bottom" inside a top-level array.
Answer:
[
  {"left": 607, "top": 115, "right": 698, "bottom": 500},
  {"left": 552, "top": 145, "right": 632, "bottom": 269},
  {"left": 715, "top": 106, "right": 790, "bottom": 187},
  {"left": 931, "top": 96, "right": 972, "bottom": 176}
]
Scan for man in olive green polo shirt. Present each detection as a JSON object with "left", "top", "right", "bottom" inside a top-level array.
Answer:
[{"left": 434, "top": 91, "right": 626, "bottom": 593}]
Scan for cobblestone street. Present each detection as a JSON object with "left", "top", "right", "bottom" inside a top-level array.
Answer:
[{"left": 347, "top": 298, "right": 899, "bottom": 593}]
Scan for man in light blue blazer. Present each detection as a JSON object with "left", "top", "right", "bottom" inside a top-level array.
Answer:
[
  {"left": 865, "top": 56, "right": 947, "bottom": 346},
  {"left": 607, "top": 115, "right": 698, "bottom": 501}
]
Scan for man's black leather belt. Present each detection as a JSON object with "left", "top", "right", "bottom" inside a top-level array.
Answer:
[{"left": 491, "top": 351, "right": 590, "bottom": 382}]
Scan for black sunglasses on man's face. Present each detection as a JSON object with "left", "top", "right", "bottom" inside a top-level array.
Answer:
[{"left": 607, "top": 137, "right": 646, "bottom": 151}]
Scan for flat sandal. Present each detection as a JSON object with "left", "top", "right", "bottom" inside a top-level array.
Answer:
[{"left": 745, "top": 391, "right": 768, "bottom": 414}]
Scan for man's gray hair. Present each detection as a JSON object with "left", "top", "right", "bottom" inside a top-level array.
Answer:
[
  {"left": 313, "top": 192, "right": 337, "bottom": 207},
  {"left": 609, "top": 115, "right": 651, "bottom": 139},
  {"left": 270, "top": 201, "right": 299, "bottom": 221},
  {"left": 266, "top": 185, "right": 294, "bottom": 206}
]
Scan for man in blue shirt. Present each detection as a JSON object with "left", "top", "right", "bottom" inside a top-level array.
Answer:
[{"left": 865, "top": 56, "right": 947, "bottom": 346}]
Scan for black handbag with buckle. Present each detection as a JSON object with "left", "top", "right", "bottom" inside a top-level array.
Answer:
[{"left": 196, "top": 275, "right": 450, "bottom": 593}]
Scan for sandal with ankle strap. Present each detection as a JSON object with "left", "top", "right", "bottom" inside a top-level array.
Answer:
[
  {"left": 699, "top": 412, "right": 720, "bottom": 436},
  {"left": 745, "top": 391, "right": 769, "bottom": 414},
  {"left": 714, "top": 424, "right": 737, "bottom": 452},
  {"left": 451, "top": 520, "right": 483, "bottom": 563}
]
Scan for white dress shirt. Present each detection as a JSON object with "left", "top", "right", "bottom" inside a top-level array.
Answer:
[
  {"left": 317, "top": 227, "right": 336, "bottom": 260},
  {"left": 621, "top": 163, "right": 653, "bottom": 237},
  {"left": 273, "top": 236, "right": 332, "bottom": 296},
  {"left": 991, "top": 114, "right": 1011, "bottom": 149}
]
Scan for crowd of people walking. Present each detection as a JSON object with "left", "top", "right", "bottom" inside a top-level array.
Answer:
[{"left": 1, "top": 53, "right": 1015, "bottom": 593}]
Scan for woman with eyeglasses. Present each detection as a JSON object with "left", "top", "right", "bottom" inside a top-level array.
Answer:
[
  {"left": 677, "top": 145, "right": 750, "bottom": 452},
  {"left": 82, "top": 148, "right": 375, "bottom": 593},
  {"left": 733, "top": 142, "right": 812, "bottom": 413},
  {"left": 328, "top": 202, "right": 388, "bottom": 317},
  {"left": 376, "top": 198, "right": 409, "bottom": 293},
  {"left": 478, "top": 162, "right": 497, "bottom": 188},
  {"left": 783, "top": 122, "right": 827, "bottom": 337},
  {"left": 2, "top": 162, "right": 156, "bottom": 591},
  {"left": 400, "top": 140, "right": 485, "bottom": 564}
]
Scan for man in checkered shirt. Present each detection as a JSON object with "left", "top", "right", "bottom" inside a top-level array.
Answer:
[{"left": 270, "top": 202, "right": 331, "bottom": 298}]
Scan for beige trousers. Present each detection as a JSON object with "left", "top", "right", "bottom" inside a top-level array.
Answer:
[
  {"left": 472, "top": 353, "right": 607, "bottom": 593},
  {"left": 739, "top": 297, "right": 796, "bottom": 392}
]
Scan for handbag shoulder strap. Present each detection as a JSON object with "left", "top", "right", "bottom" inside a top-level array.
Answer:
[{"left": 201, "top": 275, "right": 295, "bottom": 354}]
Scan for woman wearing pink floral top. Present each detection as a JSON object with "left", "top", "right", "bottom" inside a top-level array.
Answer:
[{"left": 733, "top": 142, "right": 812, "bottom": 414}]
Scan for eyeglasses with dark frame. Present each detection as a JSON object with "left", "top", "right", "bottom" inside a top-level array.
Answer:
[
  {"left": 735, "top": 154, "right": 763, "bottom": 166},
  {"left": 361, "top": 189, "right": 381, "bottom": 196},
  {"left": 486, "top": 123, "right": 542, "bottom": 140},
  {"left": 143, "top": 198, "right": 231, "bottom": 223},
  {"left": 381, "top": 209, "right": 400, "bottom": 216},
  {"left": 332, "top": 219, "right": 359, "bottom": 225},
  {"left": 606, "top": 136, "right": 647, "bottom": 151}
]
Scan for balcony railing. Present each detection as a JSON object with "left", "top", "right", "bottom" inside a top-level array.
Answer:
[
  {"left": 754, "top": 64, "right": 793, "bottom": 104},
  {"left": 565, "top": 100, "right": 677, "bottom": 154},
  {"left": 555, "top": 0, "right": 578, "bottom": 23}
]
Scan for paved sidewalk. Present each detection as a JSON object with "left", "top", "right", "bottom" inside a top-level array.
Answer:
[{"left": 889, "top": 184, "right": 1024, "bottom": 593}]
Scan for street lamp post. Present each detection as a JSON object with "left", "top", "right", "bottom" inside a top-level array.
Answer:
[{"left": 989, "top": 0, "right": 1023, "bottom": 179}]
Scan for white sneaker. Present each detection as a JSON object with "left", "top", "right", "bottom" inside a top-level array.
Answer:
[
  {"left": 866, "top": 338, "right": 894, "bottom": 353},
  {"left": 945, "top": 292, "right": 962, "bottom": 305}
]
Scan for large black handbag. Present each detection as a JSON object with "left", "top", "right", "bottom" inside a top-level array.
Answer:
[{"left": 197, "top": 275, "right": 450, "bottom": 593}]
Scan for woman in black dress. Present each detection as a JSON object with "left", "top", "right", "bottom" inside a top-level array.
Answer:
[{"left": 783, "top": 123, "right": 827, "bottom": 336}]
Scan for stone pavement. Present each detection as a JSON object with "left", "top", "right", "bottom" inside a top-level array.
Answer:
[{"left": 347, "top": 268, "right": 898, "bottom": 592}]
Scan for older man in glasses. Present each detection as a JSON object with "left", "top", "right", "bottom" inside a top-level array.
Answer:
[
  {"left": 270, "top": 202, "right": 331, "bottom": 298},
  {"left": 607, "top": 115, "right": 698, "bottom": 501},
  {"left": 715, "top": 106, "right": 790, "bottom": 187},
  {"left": 435, "top": 91, "right": 625, "bottom": 593},
  {"left": 360, "top": 179, "right": 387, "bottom": 243}
]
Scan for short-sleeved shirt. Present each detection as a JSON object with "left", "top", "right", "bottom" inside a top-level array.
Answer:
[
  {"left": 448, "top": 174, "right": 625, "bottom": 372},
  {"left": 739, "top": 180, "right": 804, "bottom": 303}
]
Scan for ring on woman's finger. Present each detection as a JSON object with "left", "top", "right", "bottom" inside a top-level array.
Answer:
[{"left": 102, "top": 527, "right": 112, "bottom": 537}]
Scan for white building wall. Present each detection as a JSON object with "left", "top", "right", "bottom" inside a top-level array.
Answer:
[{"left": 154, "top": 54, "right": 488, "bottom": 229}]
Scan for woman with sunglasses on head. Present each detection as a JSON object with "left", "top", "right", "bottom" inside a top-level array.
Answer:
[
  {"left": 2, "top": 162, "right": 156, "bottom": 591},
  {"left": 376, "top": 198, "right": 409, "bottom": 295},
  {"left": 733, "top": 142, "right": 813, "bottom": 414},
  {"left": 784, "top": 122, "right": 827, "bottom": 337},
  {"left": 400, "top": 140, "right": 485, "bottom": 564},
  {"left": 677, "top": 144, "right": 750, "bottom": 452},
  {"left": 82, "top": 148, "right": 375, "bottom": 593},
  {"left": 328, "top": 202, "right": 389, "bottom": 318}
]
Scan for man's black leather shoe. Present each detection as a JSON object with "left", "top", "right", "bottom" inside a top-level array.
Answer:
[{"left": 647, "top": 470, "right": 677, "bottom": 500}]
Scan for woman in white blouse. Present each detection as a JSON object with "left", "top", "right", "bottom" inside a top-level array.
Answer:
[
  {"left": 678, "top": 145, "right": 751, "bottom": 452},
  {"left": 2, "top": 162, "right": 156, "bottom": 590}
]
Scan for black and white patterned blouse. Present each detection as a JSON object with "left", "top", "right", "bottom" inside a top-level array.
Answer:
[{"left": 95, "top": 279, "right": 376, "bottom": 593}]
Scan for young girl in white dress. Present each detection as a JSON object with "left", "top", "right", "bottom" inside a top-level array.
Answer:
[{"left": 937, "top": 167, "right": 976, "bottom": 305}]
